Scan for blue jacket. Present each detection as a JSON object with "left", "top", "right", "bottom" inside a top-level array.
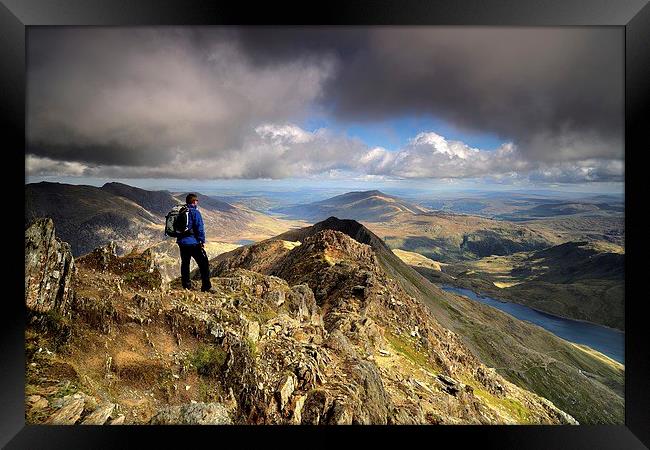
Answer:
[{"left": 177, "top": 203, "right": 206, "bottom": 246}]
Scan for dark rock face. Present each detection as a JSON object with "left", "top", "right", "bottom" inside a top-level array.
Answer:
[{"left": 25, "top": 218, "right": 76, "bottom": 314}]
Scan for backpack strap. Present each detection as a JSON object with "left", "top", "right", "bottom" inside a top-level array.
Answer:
[{"left": 183, "top": 206, "right": 195, "bottom": 238}]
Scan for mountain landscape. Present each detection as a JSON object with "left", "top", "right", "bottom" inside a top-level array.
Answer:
[
  {"left": 414, "top": 191, "right": 624, "bottom": 222},
  {"left": 23, "top": 26, "right": 630, "bottom": 431},
  {"left": 431, "top": 241, "right": 624, "bottom": 330},
  {"left": 273, "top": 190, "right": 624, "bottom": 333},
  {"left": 231, "top": 217, "right": 623, "bottom": 424},
  {"left": 272, "top": 190, "right": 430, "bottom": 222},
  {"left": 26, "top": 217, "right": 580, "bottom": 425},
  {"left": 25, "top": 182, "right": 308, "bottom": 280},
  {"left": 24, "top": 183, "right": 625, "bottom": 425}
]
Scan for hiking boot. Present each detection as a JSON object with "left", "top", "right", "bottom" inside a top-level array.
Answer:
[{"left": 201, "top": 286, "right": 216, "bottom": 293}]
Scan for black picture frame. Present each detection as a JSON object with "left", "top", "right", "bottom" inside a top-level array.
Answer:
[{"left": 4, "top": 0, "right": 649, "bottom": 448}]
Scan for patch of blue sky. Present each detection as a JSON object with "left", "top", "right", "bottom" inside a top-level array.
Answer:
[{"left": 300, "top": 115, "right": 506, "bottom": 152}]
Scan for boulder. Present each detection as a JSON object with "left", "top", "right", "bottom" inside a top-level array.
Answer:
[
  {"left": 26, "top": 394, "right": 48, "bottom": 410},
  {"left": 288, "top": 284, "right": 321, "bottom": 325},
  {"left": 349, "top": 360, "right": 391, "bottom": 424},
  {"left": 108, "top": 415, "right": 125, "bottom": 425},
  {"left": 300, "top": 390, "right": 331, "bottom": 425},
  {"left": 46, "top": 394, "right": 85, "bottom": 424},
  {"left": 81, "top": 403, "right": 115, "bottom": 425}
]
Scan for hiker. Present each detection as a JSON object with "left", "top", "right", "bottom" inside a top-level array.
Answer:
[{"left": 177, "top": 193, "right": 213, "bottom": 292}]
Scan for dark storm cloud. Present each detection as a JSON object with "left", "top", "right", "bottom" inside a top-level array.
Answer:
[
  {"left": 236, "top": 27, "right": 624, "bottom": 163},
  {"left": 233, "top": 27, "right": 370, "bottom": 66},
  {"left": 26, "top": 27, "right": 623, "bottom": 182},
  {"left": 26, "top": 27, "right": 335, "bottom": 171}
]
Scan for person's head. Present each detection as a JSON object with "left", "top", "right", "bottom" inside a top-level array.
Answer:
[{"left": 186, "top": 193, "right": 198, "bottom": 206}]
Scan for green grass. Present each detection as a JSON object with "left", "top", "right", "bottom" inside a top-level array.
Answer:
[
  {"left": 196, "top": 378, "right": 220, "bottom": 403},
  {"left": 245, "top": 338, "right": 258, "bottom": 359},
  {"left": 242, "top": 305, "right": 277, "bottom": 324},
  {"left": 385, "top": 331, "right": 435, "bottom": 371},
  {"left": 123, "top": 270, "right": 161, "bottom": 290},
  {"left": 191, "top": 345, "right": 227, "bottom": 377},
  {"left": 50, "top": 380, "right": 79, "bottom": 399},
  {"left": 472, "top": 386, "right": 532, "bottom": 424}
]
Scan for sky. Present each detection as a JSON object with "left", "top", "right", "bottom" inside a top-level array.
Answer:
[{"left": 25, "top": 27, "right": 624, "bottom": 193}]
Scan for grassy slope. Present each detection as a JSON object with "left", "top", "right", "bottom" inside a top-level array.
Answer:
[{"left": 413, "top": 266, "right": 623, "bottom": 425}]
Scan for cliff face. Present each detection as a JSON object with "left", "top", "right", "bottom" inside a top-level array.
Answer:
[
  {"left": 25, "top": 218, "right": 76, "bottom": 315},
  {"left": 25, "top": 218, "right": 576, "bottom": 425}
]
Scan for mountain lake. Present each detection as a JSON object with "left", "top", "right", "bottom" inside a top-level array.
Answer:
[{"left": 440, "top": 285, "right": 624, "bottom": 364}]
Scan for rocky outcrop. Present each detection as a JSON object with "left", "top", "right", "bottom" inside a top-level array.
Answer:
[
  {"left": 39, "top": 390, "right": 119, "bottom": 425},
  {"left": 77, "top": 243, "right": 163, "bottom": 291},
  {"left": 149, "top": 402, "right": 232, "bottom": 425},
  {"left": 25, "top": 220, "right": 578, "bottom": 426},
  {"left": 25, "top": 218, "right": 76, "bottom": 315}
]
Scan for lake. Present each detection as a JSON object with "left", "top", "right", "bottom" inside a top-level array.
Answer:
[{"left": 440, "top": 285, "right": 624, "bottom": 364}]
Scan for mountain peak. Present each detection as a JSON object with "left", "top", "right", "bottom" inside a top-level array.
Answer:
[
  {"left": 359, "top": 189, "right": 385, "bottom": 196},
  {"left": 330, "top": 189, "right": 389, "bottom": 200},
  {"left": 275, "top": 190, "right": 427, "bottom": 223}
]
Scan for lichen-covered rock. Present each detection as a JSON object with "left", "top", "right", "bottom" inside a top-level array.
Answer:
[
  {"left": 348, "top": 360, "right": 391, "bottom": 424},
  {"left": 301, "top": 389, "right": 331, "bottom": 425},
  {"left": 77, "top": 243, "right": 163, "bottom": 290},
  {"left": 25, "top": 218, "right": 76, "bottom": 314},
  {"left": 78, "top": 241, "right": 118, "bottom": 272},
  {"left": 81, "top": 403, "right": 115, "bottom": 425},
  {"left": 26, "top": 394, "right": 48, "bottom": 411},
  {"left": 46, "top": 393, "right": 85, "bottom": 424},
  {"left": 277, "top": 372, "right": 297, "bottom": 411},
  {"left": 288, "top": 284, "right": 321, "bottom": 325},
  {"left": 108, "top": 415, "right": 125, "bottom": 425}
]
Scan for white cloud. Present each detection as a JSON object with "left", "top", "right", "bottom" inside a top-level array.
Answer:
[
  {"left": 255, "top": 124, "right": 314, "bottom": 144},
  {"left": 409, "top": 132, "right": 480, "bottom": 160},
  {"left": 26, "top": 155, "right": 90, "bottom": 177},
  {"left": 27, "top": 117, "right": 624, "bottom": 184}
]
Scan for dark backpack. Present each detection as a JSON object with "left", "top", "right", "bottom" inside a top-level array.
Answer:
[{"left": 165, "top": 205, "right": 192, "bottom": 238}]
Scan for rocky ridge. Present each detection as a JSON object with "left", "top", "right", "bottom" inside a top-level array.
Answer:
[
  {"left": 25, "top": 218, "right": 577, "bottom": 425},
  {"left": 25, "top": 218, "right": 76, "bottom": 315}
]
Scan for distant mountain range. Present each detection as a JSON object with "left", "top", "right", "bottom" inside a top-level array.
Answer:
[
  {"left": 416, "top": 193, "right": 624, "bottom": 221},
  {"left": 24, "top": 181, "right": 299, "bottom": 257},
  {"left": 272, "top": 190, "right": 430, "bottom": 222}
]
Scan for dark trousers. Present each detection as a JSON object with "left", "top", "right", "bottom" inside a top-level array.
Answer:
[{"left": 179, "top": 244, "right": 212, "bottom": 290}]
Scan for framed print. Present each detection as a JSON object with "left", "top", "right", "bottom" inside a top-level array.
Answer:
[{"left": 4, "top": 0, "right": 650, "bottom": 447}]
